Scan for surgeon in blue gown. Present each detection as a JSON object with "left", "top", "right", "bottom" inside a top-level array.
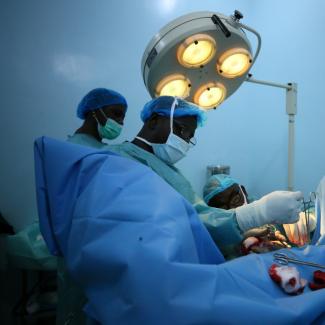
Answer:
[
  {"left": 34, "top": 134, "right": 325, "bottom": 325},
  {"left": 108, "top": 96, "right": 303, "bottom": 251},
  {"left": 57, "top": 87, "right": 128, "bottom": 325}
]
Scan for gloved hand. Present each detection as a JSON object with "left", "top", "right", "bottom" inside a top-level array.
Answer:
[{"left": 235, "top": 191, "right": 303, "bottom": 233}]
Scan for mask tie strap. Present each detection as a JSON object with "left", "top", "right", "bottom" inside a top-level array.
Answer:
[
  {"left": 135, "top": 136, "right": 152, "bottom": 146},
  {"left": 95, "top": 108, "right": 110, "bottom": 125},
  {"left": 239, "top": 185, "right": 248, "bottom": 205},
  {"left": 98, "top": 108, "right": 109, "bottom": 119},
  {"left": 92, "top": 112, "right": 101, "bottom": 125},
  {"left": 170, "top": 97, "right": 179, "bottom": 134}
]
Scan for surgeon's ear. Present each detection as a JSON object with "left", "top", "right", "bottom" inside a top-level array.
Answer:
[{"left": 85, "top": 111, "right": 94, "bottom": 121}]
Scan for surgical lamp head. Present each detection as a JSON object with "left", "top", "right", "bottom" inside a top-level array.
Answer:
[{"left": 141, "top": 10, "right": 261, "bottom": 110}]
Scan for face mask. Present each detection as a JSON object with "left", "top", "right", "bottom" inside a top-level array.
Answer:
[
  {"left": 136, "top": 97, "right": 193, "bottom": 165},
  {"left": 94, "top": 109, "right": 122, "bottom": 140}
]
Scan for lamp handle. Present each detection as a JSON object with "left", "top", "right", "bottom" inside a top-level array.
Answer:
[{"left": 211, "top": 14, "right": 231, "bottom": 38}]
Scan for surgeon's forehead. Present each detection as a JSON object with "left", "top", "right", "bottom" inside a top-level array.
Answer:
[
  {"left": 154, "top": 114, "right": 197, "bottom": 129},
  {"left": 173, "top": 115, "right": 197, "bottom": 126},
  {"left": 102, "top": 104, "right": 126, "bottom": 112}
]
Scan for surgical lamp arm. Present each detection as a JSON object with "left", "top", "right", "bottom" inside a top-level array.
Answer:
[
  {"left": 246, "top": 75, "right": 298, "bottom": 191},
  {"left": 237, "top": 23, "right": 262, "bottom": 67},
  {"left": 223, "top": 10, "right": 262, "bottom": 68}
]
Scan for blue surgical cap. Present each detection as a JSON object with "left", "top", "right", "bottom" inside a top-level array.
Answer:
[
  {"left": 203, "top": 174, "right": 239, "bottom": 204},
  {"left": 77, "top": 88, "right": 128, "bottom": 120},
  {"left": 140, "top": 96, "right": 207, "bottom": 127}
]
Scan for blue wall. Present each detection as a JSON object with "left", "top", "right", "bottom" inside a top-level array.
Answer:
[{"left": 1, "top": 0, "right": 325, "bottom": 230}]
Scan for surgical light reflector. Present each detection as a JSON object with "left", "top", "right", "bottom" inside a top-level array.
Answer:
[
  {"left": 217, "top": 48, "right": 252, "bottom": 78},
  {"left": 177, "top": 34, "right": 216, "bottom": 68},
  {"left": 194, "top": 83, "right": 226, "bottom": 109},
  {"left": 156, "top": 74, "right": 191, "bottom": 98}
]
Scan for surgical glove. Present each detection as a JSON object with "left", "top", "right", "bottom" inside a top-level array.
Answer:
[{"left": 235, "top": 191, "right": 303, "bottom": 233}]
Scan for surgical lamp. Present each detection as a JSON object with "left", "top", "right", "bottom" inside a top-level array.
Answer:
[
  {"left": 141, "top": 10, "right": 297, "bottom": 190},
  {"left": 141, "top": 10, "right": 261, "bottom": 110}
]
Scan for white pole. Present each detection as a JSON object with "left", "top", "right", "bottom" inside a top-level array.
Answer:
[
  {"left": 245, "top": 76, "right": 297, "bottom": 190},
  {"left": 286, "top": 83, "right": 297, "bottom": 191}
]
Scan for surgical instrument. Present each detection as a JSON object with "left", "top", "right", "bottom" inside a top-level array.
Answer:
[{"left": 273, "top": 252, "right": 325, "bottom": 269}]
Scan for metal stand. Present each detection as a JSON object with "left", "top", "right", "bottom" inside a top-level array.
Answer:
[{"left": 246, "top": 75, "right": 298, "bottom": 191}]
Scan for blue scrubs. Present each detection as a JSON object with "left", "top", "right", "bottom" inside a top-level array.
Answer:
[
  {"left": 108, "top": 142, "right": 243, "bottom": 247},
  {"left": 34, "top": 137, "right": 325, "bottom": 325},
  {"left": 56, "top": 133, "right": 105, "bottom": 325},
  {"left": 67, "top": 137, "right": 243, "bottom": 248}
]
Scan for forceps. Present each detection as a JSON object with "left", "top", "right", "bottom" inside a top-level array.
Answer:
[
  {"left": 302, "top": 191, "right": 317, "bottom": 236},
  {"left": 273, "top": 253, "right": 325, "bottom": 269}
]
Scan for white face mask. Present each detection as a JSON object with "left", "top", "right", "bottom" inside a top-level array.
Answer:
[{"left": 136, "top": 98, "right": 193, "bottom": 165}]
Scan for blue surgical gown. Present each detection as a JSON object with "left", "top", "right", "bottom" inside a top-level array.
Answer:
[
  {"left": 57, "top": 133, "right": 105, "bottom": 325},
  {"left": 108, "top": 142, "right": 243, "bottom": 247},
  {"left": 34, "top": 137, "right": 325, "bottom": 325}
]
